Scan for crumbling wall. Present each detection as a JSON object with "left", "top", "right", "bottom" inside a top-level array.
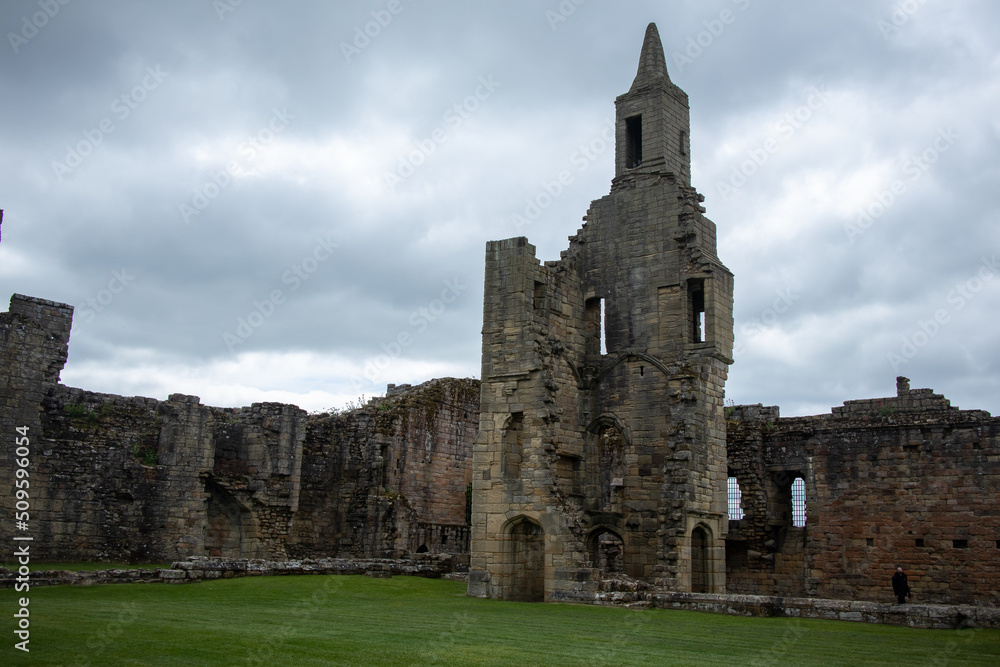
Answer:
[
  {"left": 289, "top": 378, "right": 478, "bottom": 560},
  {"left": 1, "top": 294, "right": 476, "bottom": 564},
  {"left": 727, "top": 378, "right": 1000, "bottom": 606}
]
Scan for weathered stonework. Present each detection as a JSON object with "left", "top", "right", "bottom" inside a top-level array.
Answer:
[
  {"left": 0, "top": 292, "right": 477, "bottom": 563},
  {"left": 469, "top": 23, "right": 734, "bottom": 601},
  {"left": 726, "top": 377, "right": 1000, "bottom": 606},
  {"left": 1, "top": 24, "right": 997, "bottom": 616}
]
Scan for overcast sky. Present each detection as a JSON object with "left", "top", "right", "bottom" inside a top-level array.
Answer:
[{"left": 2, "top": 0, "right": 998, "bottom": 417}]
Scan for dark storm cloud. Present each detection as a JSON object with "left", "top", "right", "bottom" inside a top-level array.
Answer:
[{"left": 1, "top": 0, "right": 997, "bottom": 414}]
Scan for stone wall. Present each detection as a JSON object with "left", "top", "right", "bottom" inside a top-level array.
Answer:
[
  {"left": 288, "top": 377, "right": 478, "bottom": 560},
  {"left": 726, "top": 378, "right": 1000, "bottom": 606},
  {"left": 0, "top": 294, "right": 477, "bottom": 564},
  {"left": 21, "top": 384, "right": 307, "bottom": 562}
]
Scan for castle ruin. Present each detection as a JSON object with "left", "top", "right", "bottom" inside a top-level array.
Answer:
[
  {"left": 1, "top": 23, "right": 997, "bottom": 609},
  {"left": 469, "top": 23, "right": 734, "bottom": 601}
]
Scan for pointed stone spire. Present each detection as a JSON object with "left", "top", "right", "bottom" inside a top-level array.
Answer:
[{"left": 629, "top": 22, "right": 669, "bottom": 92}]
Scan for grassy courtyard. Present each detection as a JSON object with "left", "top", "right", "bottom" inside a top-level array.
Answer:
[{"left": 2, "top": 574, "right": 998, "bottom": 666}]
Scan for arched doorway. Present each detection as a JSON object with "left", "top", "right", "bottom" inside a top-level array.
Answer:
[
  {"left": 690, "top": 525, "right": 710, "bottom": 593},
  {"left": 504, "top": 517, "right": 544, "bottom": 602}
]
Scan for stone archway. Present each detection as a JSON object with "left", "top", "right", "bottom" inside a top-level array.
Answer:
[
  {"left": 587, "top": 527, "right": 624, "bottom": 575},
  {"left": 503, "top": 517, "right": 544, "bottom": 602}
]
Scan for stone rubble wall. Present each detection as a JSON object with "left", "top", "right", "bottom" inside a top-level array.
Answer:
[
  {"left": 158, "top": 554, "right": 457, "bottom": 582},
  {"left": 551, "top": 585, "right": 999, "bottom": 629},
  {"left": 726, "top": 378, "right": 1000, "bottom": 607},
  {"left": 1, "top": 294, "right": 477, "bottom": 564},
  {"left": 288, "top": 377, "right": 478, "bottom": 561}
]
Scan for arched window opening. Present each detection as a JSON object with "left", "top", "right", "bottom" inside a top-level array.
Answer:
[
  {"left": 598, "top": 426, "right": 625, "bottom": 512},
  {"left": 587, "top": 529, "right": 624, "bottom": 575},
  {"left": 727, "top": 476, "right": 744, "bottom": 520},
  {"left": 791, "top": 477, "right": 806, "bottom": 527},
  {"left": 502, "top": 413, "right": 523, "bottom": 480},
  {"left": 690, "top": 525, "right": 710, "bottom": 593}
]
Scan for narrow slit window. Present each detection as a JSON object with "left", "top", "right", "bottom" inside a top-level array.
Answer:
[
  {"left": 727, "top": 476, "right": 744, "bottom": 521},
  {"left": 533, "top": 281, "right": 545, "bottom": 312},
  {"left": 599, "top": 298, "right": 607, "bottom": 355},
  {"left": 585, "top": 297, "right": 607, "bottom": 356},
  {"left": 689, "top": 279, "right": 705, "bottom": 343},
  {"left": 679, "top": 130, "right": 687, "bottom": 156},
  {"left": 625, "top": 115, "right": 642, "bottom": 168},
  {"left": 791, "top": 477, "right": 806, "bottom": 527}
]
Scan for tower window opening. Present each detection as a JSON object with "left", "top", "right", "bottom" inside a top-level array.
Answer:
[
  {"left": 727, "top": 476, "right": 744, "bottom": 521},
  {"left": 585, "top": 297, "right": 607, "bottom": 356},
  {"left": 625, "top": 115, "right": 642, "bottom": 168},
  {"left": 599, "top": 297, "right": 607, "bottom": 355},
  {"left": 502, "top": 413, "right": 524, "bottom": 480},
  {"left": 689, "top": 279, "right": 705, "bottom": 343},
  {"left": 791, "top": 477, "right": 806, "bottom": 527},
  {"left": 680, "top": 130, "right": 687, "bottom": 156},
  {"left": 533, "top": 281, "right": 545, "bottom": 312}
]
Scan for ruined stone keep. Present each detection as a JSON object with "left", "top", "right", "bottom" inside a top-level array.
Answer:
[
  {"left": 469, "top": 23, "right": 735, "bottom": 602},
  {"left": 1, "top": 23, "right": 997, "bottom": 609}
]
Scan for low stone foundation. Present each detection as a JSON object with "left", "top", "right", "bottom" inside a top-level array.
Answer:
[
  {"left": 0, "top": 567, "right": 163, "bottom": 587},
  {"left": 0, "top": 555, "right": 461, "bottom": 589},
  {"left": 551, "top": 586, "right": 1000, "bottom": 630},
  {"left": 157, "top": 555, "right": 457, "bottom": 582}
]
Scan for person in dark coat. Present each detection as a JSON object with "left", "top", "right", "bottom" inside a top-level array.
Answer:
[{"left": 891, "top": 567, "right": 911, "bottom": 604}]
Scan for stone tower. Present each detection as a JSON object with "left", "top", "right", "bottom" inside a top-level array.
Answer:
[{"left": 469, "top": 23, "right": 734, "bottom": 601}]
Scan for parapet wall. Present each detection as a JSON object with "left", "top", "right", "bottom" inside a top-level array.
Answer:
[{"left": 726, "top": 377, "right": 1000, "bottom": 606}]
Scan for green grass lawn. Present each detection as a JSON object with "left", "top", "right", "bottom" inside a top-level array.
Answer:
[{"left": 2, "top": 575, "right": 997, "bottom": 666}]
